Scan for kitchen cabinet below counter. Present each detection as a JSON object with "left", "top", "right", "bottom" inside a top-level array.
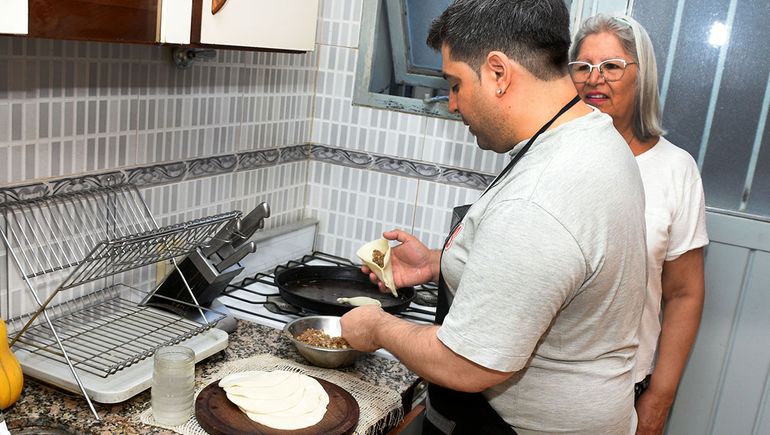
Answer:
[{"left": 3, "top": 320, "right": 420, "bottom": 434}]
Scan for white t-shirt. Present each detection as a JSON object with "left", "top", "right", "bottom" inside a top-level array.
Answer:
[
  {"left": 438, "top": 110, "right": 647, "bottom": 434},
  {"left": 633, "top": 137, "right": 709, "bottom": 383}
]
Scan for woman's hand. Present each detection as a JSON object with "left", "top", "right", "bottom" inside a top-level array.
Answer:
[
  {"left": 361, "top": 229, "right": 441, "bottom": 292},
  {"left": 635, "top": 388, "right": 672, "bottom": 435}
]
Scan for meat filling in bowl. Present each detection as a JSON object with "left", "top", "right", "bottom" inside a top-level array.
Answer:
[{"left": 296, "top": 328, "right": 350, "bottom": 349}]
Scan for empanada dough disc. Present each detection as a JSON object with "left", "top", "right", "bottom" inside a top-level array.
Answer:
[{"left": 219, "top": 370, "right": 329, "bottom": 430}]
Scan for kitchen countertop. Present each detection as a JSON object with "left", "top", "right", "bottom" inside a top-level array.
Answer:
[{"left": 4, "top": 320, "right": 420, "bottom": 434}]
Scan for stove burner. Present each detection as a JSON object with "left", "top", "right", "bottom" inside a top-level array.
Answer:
[
  {"left": 264, "top": 295, "right": 302, "bottom": 315},
  {"left": 413, "top": 288, "right": 438, "bottom": 307},
  {"left": 222, "top": 251, "right": 437, "bottom": 326}
]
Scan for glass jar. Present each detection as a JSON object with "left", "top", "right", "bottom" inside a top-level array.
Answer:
[{"left": 151, "top": 345, "right": 195, "bottom": 426}]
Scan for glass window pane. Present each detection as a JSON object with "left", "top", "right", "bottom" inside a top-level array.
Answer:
[
  {"left": 700, "top": 2, "right": 770, "bottom": 211},
  {"left": 635, "top": 0, "right": 770, "bottom": 216},
  {"left": 404, "top": 0, "right": 451, "bottom": 73},
  {"left": 746, "top": 124, "right": 770, "bottom": 216}
]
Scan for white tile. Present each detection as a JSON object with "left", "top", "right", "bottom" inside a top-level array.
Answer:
[
  {"left": 0, "top": 103, "right": 9, "bottom": 143},
  {"left": 312, "top": 44, "right": 427, "bottom": 160},
  {"left": 306, "top": 161, "right": 419, "bottom": 261},
  {"left": 422, "top": 116, "right": 508, "bottom": 174},
  {"left": 412, "top": 179, "right": 483, "bottom": 251},
  {"left": 316, "top": 0, "right": 363, "bottom": 48}
]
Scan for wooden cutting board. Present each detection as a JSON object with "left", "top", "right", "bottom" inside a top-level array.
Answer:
[{"left": 195, "top": 376, "right": 360, "bottom": 435}]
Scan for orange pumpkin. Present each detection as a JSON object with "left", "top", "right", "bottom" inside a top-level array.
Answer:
[{"left": 0, "top": 319, "right": 23, "bottom": 409}]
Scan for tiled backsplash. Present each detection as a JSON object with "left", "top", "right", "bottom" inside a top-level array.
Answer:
[
  {"left": 0, "top": 33, "right": 317, "bottom": 317},
  {"left": 0, "top": 37, "right": 316, "bottom": 184},
  {"left": 308, "top": 0, "right": 505, "bottom": 260},
  {"left": 0, "top": 0, "right": 505, "bottom": 318}
]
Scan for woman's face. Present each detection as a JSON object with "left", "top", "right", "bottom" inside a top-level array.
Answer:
[{"left": 573, "top": 32, "right": 638, "bottom": 131}]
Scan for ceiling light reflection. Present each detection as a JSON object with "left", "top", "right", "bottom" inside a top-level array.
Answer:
[{"left": 708, "top": 21, "right": 729, "bottom": 47}]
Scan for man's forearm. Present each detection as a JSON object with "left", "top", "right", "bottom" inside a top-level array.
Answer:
[{"left": 373, "top": 313, "right": 510, "bottom": 392}]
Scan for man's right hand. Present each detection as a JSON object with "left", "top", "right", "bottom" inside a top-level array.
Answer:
[{"left": 362, "top": 229, "right": 441, "bottom": 292}]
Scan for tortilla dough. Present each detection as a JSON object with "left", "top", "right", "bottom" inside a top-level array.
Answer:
[
  {"left": 219, "top": 370, "right": 293, "bottom": 389},
  {"left": 356, "top": 238, "right": 398, "bottom": 297},
  {"left": 337, "top": 296, "right": 382, "bottom": 307},
  {"left": 219, "top": 370, "right": 329, "bottom": 430}
]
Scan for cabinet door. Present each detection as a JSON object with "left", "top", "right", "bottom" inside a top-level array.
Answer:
[
  {"left": 0, "top": 0, "right": 28, "bottom": 35},
  {"left": 198, "top": 0, "right": 318, "bottom": 51},
  {"left": 160, "top": 0, "right": 192, "bottom": 44},
  {"left": 28, "top": 0, "right": 158, "bottom": 43}
]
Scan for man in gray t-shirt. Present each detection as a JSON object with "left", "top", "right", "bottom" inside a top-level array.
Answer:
[
  {"left": 341, "top": 1, "right": 646, "bottom": 433},
  {"left": 439, "top": 108, "right": 646, "bottom": 433}
]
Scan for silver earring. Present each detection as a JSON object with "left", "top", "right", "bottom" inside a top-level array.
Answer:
[{"left": 496, "top": 88, "right": 504, "bottom": 96}]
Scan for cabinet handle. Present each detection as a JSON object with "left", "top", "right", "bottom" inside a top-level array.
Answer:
[{"left": 212, "top": 0, "right": 227, "bottom": 14}]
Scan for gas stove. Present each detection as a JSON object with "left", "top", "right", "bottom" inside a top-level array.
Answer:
[{"left": 217, "top": 251, "right": 439, "bottom": 330}]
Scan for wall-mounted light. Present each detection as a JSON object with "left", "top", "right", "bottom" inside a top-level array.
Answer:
[{"left": 708, "top": 21, "right": 729, "bottom": 47}]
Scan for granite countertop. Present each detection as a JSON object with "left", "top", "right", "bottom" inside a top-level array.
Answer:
[{"left": 4, "top": 320, "right": 420, "bottom": 434}]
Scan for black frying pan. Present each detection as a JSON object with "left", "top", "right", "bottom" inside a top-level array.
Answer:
[{"left": 273, "top": 265, "right": 415, "bottom": 316}]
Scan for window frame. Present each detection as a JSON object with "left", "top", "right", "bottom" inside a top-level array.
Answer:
[
  {"left": 353, "top": 0, "right": 457, "bottom": 119},
  {"left": 385, "top": 0, "right": 448, "bottom": 90}
]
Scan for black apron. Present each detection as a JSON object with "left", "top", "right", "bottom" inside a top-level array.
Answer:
[{"left": 425, "top": 95, "right": 581, "bottom": 435}]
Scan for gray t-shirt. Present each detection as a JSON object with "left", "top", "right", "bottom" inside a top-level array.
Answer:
[{"left": 437, "top": 110, "right": 646, "bottom": 434}]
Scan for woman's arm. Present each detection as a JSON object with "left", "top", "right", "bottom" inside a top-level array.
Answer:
[{"left": 636, "top": 247, "right": 705, "bottom": 434}]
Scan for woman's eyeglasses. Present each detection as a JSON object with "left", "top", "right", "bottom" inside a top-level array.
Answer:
[{"left": 568, "top": 58, "right": 638, "bottom": 83}]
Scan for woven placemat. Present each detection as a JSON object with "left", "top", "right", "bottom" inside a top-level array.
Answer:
[{"left": 139, "top": 353, "right": 404, "bottom": 435}]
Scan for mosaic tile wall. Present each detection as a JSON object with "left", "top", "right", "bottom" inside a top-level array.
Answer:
[
  {"left": 0, "top": 0, "right": 504, "bottom": 317},
  {"left": 309, "top": 0, "right": 502, "bottom": 261},
  {"left": 0, "top": 35, "right": 316, "bottom": 318}
]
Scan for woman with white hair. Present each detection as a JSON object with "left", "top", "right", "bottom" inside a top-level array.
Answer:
[{"left": 570, "top": 14, "right": 709, "bottom": 434}]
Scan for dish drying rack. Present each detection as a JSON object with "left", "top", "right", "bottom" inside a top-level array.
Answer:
[{"left": 0, "top": 184, "right": 241, "bottom": 420}]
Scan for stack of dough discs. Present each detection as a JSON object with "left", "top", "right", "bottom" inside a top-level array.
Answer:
[{"left": 218, "top": 370, "right": 330, "bottom": 430}]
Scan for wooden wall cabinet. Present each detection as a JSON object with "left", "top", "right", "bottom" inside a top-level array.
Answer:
[
  {"left": 2, "top": 0, "right": 319, "bottom": 52},
  {"left": 27, "top": 0, "right": 159, "bottom": 43}
]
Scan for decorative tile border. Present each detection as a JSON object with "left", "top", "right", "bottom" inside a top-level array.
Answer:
[
  {"left": 0, "top": 144, "right": 495, "bottom": 205},
  {"left": 126, "top": 162, "right": 186, "bottom": 187},
  {"left": 0, "top": 183, "right": 49, "bottom": 203},
  {"left": 310, "top": 145, "right": 372, "bottom": 167},
  {"left": 238, "top": 149, "right": 281, "bottom": 171},
  {"left": 50, "top": 172, "right": 125, "bottom": 195},
  {"left": 310, "top": 144, "right": 494, "bottom": 190},
  {"left": 280, "top": 146, "right": 311, "bottom": 163},
  {"left": 187, "top": 155, "right": 238, "bottom": 180},
  {"left": 438, "top": 168, "right": 494, "bottom": 190}
]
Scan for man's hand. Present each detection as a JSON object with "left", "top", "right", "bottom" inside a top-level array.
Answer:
[
  {"left": 340, "top": 305, "right": 387, "bottom": 352},
  {"left": 361, "top": 229, "right": 441, "bottom": 293},
  {"left": 341, "top": 304, "right": 513, "bottom": 392}
]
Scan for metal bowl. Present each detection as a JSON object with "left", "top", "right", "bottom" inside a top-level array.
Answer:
[{"left": 283, "top": 316, "right": 361, "bottom": 369}]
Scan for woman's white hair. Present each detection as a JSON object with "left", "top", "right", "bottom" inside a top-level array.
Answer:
[{"left": 569, "top": 14, "right": 665, "bottom": 140}]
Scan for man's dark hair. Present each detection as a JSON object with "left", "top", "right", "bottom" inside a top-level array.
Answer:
[{"left": 427, "top": 0, "right": 571, "bottom": 80}]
